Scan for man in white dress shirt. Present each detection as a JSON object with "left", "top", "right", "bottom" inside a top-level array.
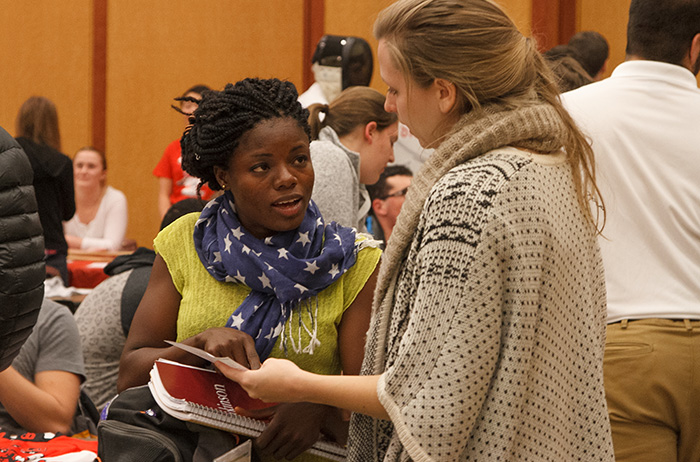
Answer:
[{"left": 562, "top": 1, "right": 700, "bottom": 461}]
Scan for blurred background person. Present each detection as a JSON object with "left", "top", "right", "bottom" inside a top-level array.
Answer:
[
  {"left": 298, "top": 34, "right": 374, "bottom": 107},
  {"left": 0, "top": 297, "right": 84, "bottom": 435},
  {"left": 75, "top": 198, "right": 206, "bottom": 410},
  {"left": 64, "top": 146, "right": 128, "bottom": 251},
  {"left": 15, "top": 96, "right": 75, "bottom": 286},
  {"left": 153, "top": 84, "right": 214, "bottom": 220},
  {"left": 308, "top": 86, "right": 398, "bottom": 230},
  {"left": 365, "top": 164, "right": 412, "bottom": 246},
  {"left": 568, "top": 30, "right": 610, "bottom": 80},
  {"left": 544, "top": 44, "right": 594, "bottom": 92}
]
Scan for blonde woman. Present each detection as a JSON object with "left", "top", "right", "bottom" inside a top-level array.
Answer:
[
  {"left": 219, "top": 0, "right": 613, "bottom": 461},
  {"left": 64, "top": 147, "right": 127, "bottom": 251}
]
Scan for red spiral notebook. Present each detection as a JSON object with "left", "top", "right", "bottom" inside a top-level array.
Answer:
[{"left": 148, "top": 359, "right": 347, "bottom": 461}]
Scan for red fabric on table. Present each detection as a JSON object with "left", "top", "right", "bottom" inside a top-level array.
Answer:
[
  {"left": 68, "top": 259, "right": 109, "bottom": 289},
  {"left": 0, "top": 433, "right": 97, "bottom": 461}
]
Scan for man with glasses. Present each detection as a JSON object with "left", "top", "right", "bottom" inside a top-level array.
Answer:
[{"left": 366, "top": 165, "right": 412, "bottom": 247}]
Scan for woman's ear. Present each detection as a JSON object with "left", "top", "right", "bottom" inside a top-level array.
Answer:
[
  {"left": 363, "top": 121, "right": 378, "bottom": 144},
  {"left": 213, "top": 166, "right": 228, "bottom": 189},
  {"left": 434, "top": 78, "right": 457, "bottom": 114}
]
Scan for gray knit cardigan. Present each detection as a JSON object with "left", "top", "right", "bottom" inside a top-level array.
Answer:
[{"left": 348, "top": 103, "right": 614, "bottom": 461}]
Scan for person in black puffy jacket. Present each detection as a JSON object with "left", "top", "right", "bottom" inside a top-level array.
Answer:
[{"left": 0, "top": 125, "right": 45, "bottom": 371}]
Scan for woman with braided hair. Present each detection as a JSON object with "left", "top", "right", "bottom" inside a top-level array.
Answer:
[
  {"left": 218, "top": 1, "right": 614, "bottom": 461},
  {"left": 117, "top": 78, "right": 382, "bottom": 461}
]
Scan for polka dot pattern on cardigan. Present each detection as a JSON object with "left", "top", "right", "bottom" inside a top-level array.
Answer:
[{"left": 351, "top": 147, "right": 613, "bottom": 462}]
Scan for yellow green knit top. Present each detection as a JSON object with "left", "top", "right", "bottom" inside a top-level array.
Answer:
[{"left": 154, "top": 212, "right": 381, "bottom": 376}]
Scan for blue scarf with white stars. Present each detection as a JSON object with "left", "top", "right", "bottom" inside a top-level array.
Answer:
[{"left": 193, "top": 191, "right": 358, "bottom": 361}]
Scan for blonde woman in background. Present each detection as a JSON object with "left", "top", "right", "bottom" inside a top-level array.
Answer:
[
  {"left": 219, "top": 0, "right": 613, "bottom": 460},
  {"left": 64, "top": 146, "right": 127, "bottom": 251}
]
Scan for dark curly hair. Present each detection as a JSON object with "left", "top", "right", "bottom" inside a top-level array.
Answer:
[{"left": 179, "top": 78, "right": 311, "bottom": 192}]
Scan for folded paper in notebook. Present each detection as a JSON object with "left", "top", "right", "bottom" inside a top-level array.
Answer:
[
  {"left": 148, "top": 359, "right": 347, "bottom": 461},
  {"left": 165, "top": 340, "right": 247, "bottom": 370}
]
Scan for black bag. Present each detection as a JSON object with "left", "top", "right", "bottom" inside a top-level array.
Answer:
[
  {"left": 70, "top": 389, "right": 101, "bottom": 437},
  {"left": 97, "top": 385, "right": 250, "bottom": 462}
]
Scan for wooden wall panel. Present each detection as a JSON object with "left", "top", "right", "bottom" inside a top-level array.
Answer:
[
  {"left": 303, "top": 0, "right": 325, "bottom": 90},
  {"left": 0, "top": 1, "right": 92, "bottom": 156},
  {"left": 498, "top": 0, "right": 533, "bottom": 36},
  {"left": 322, "top": 0, "right": 394, "bottom": 93},
  {"left": 106, "top": 0, "right": 305, "bottom": 247},
  {"left": 577, "top": 0, "right": 631, "bottom": 79},
  {"left": 323, "top": 0, "right": 533, "bottom": 94}
]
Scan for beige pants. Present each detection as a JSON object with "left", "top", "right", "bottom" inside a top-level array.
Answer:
[{"left": 604, "top": 319, "right": 700, "bottom": 462}]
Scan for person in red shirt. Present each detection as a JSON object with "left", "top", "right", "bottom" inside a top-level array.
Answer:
[{"left": 153, "top": 84, "right": 215, "bottom": 219}]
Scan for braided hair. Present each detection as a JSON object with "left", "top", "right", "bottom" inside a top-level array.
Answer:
[{"left": 179, "top": 78, "right": 311, "bottom": 192}]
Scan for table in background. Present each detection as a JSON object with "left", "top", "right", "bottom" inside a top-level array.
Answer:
[{"left": 68, "top": 249, "right": 131, "bottom": 289}]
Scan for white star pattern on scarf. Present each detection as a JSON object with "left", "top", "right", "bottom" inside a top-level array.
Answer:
[
  {"left": 228, "top": 199, "right": 236, "bottom": 213},
  {"left": 296, "top": 231, "right": 311, "bottom": 246},
  {"left": 229, "top": 313, "right": 244, "bottom": 329},
  {"left": 193, "top": 195, "right": 364, "bottom": 362},
  {"left": 231, "top": 227, "right": 244, "bottom": 240},
  {"left": 259, "top": 272, "right": 272, "bottom": 289},
  {"left": 235, "top": 270, "right": 246, "bottom": 284},
  {"left": 304, "top": 260, "right": 320, "bottom": 274},
  {"left": 264, "top": 327, "right": 274, "bottom": 340},
  {"left": 329, "top": 264, "right": 340, "bottom": 278},
  {"left": 204, "top": 200, "right": 217, "bottom": 210},
  {"left": 264, "top": 322, "right": 284, "bottom": 340}
]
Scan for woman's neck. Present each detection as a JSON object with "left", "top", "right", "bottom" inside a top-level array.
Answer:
[
  {"left": 75, "top": 183, "right": 106, "bottom": 206},
  {"left": 337, "top": 127, "right": 365, "bottom": 154}
]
